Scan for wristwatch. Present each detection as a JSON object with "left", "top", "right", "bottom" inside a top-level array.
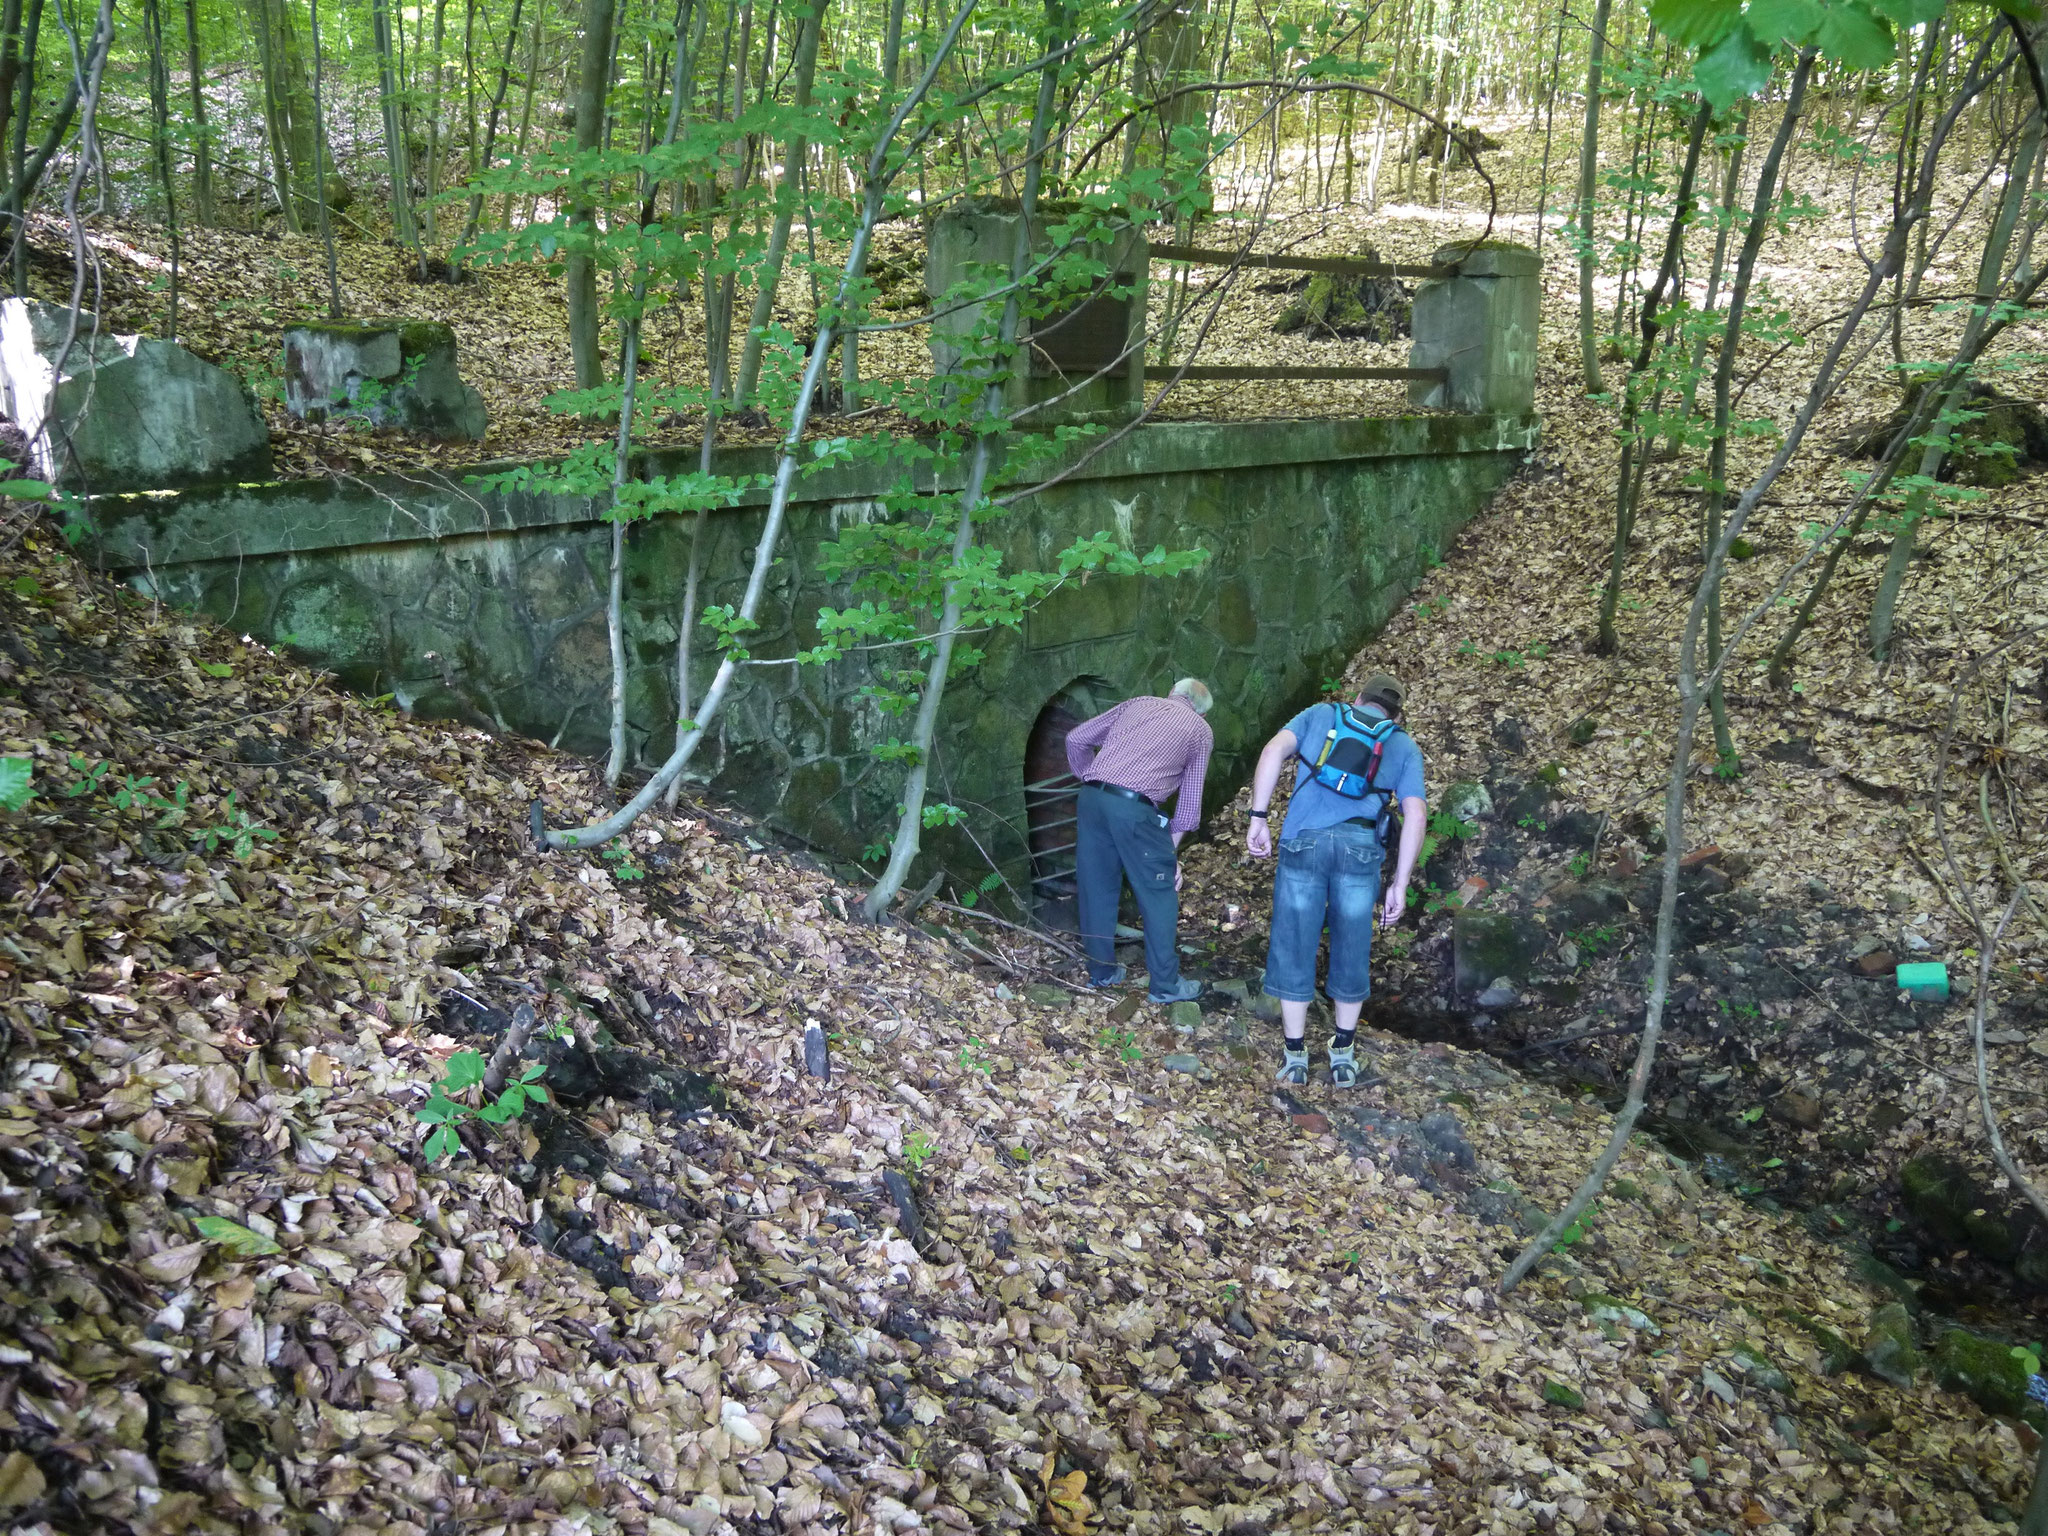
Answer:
[{"left": 1248, "top": 809, "right": 1268, "bottom": 819}]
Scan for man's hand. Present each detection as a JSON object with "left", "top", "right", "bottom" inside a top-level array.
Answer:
[
  {"left": 1380, "top": 878, "right": 1406, "bottom": 928},
  {"left": 1246, "top": 818, "right": 1272, "bottom": 858}
]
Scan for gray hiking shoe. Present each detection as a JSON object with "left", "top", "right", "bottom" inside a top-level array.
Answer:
[
  {"left": 1274, "top": 1046, "right": 1310, "bottom": 1086},
  {"left": 1088, "top": 965, "right": 1128, "bottom": 989},
  {"left": 1148, "top": 977, "right": 1202, "bottom": 1006},
  {"left": 1328, "top": 1043, "right": 1361, "bottom": 1088}
]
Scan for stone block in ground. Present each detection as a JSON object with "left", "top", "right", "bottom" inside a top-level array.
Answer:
[
  {"left": 1933, "top": 1327, "right": 2042, "bottom": 1421},
  {"left": 1167, "top": 1001, "right": 1202, "bottom": 1032},
  {"left": 1900, "top": 1152, "right": 2022, "bottom": 1262},
  {"left": 1862, "top": 1302, "right": 1923, "bottom": 1388},
  {"left": 0, "top": 297, "right": 271, "bottom": 490},
  {"left": 1440, "top": 780, "right": 1492, "bottom": 823},
  {"left": 1453, "top": 909, "right": 1544, "bottom": 999},
  {"left": 283, "top": 319, "right": 487, "bottom": 441}
]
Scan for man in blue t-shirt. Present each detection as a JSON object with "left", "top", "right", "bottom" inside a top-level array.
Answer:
[{"left": 1244, "top": 672, "right": 1426, "bottom": 1087}]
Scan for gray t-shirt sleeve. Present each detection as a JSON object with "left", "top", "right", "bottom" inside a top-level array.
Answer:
[{"left": 1390, "top": 735, "right": 1425, "bottom": 803}]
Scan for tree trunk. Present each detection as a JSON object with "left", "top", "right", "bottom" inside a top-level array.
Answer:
[
  {"left": 1695, "top": 66, "right": 1813, "bottom": 766},
  {"left": 4, "top": 0, "right": 35, "bottom": 295},
  {"left": 245, "top": 0, "right": 324, "bottom": 231},
  {"left": 1574, "top": 0, "right": 1611, "bottom": 392},
  {"left": 372, "top": 0, "right": 421, "bottom": 253},
  {"left": 567, "top": 0, "right": 620, "bottom": 388},
  {"left": 860, "top": 0, "right": 1065, "bottom": 922},
  {"left": 1594, "top": 100, "right": 1712, "bottom": 656},
  {"left": 1869, "top": 101, "right": 2042, "bottom": 661},
  {"left": 539, "top": 0, "right": 979, "bottom": 853},
  {"left": 840, "top": 0, "right": 905, "bottom": 407},
  {"left": 182, "top": 0, "right": 213, "bottom": 225},
  {"left": 734, "top": 0, "right": 829, "bottom": 404},
  {"left": 0, "top": 0, "right": 26, "bottom": 212},
  {"left": 1531, "top": 0, "right": 1567, "bottom": 264},
  {"left": 458, "top": 0, "right": 528, "bottom": 252},
  {"left": 307, "top": 0, "right": 343, "bottom": 316},
  {"left": 143, "top": 0, "right": 181, "bottom": 339},
  {"left": 424, "top": 0, "right": 448, "bottom": 242},
  {"left": 1663, "top": 105, "right": 1745, "bottom": 456}
]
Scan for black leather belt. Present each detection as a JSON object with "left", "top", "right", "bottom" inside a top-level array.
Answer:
[{"left": 1087, "top": 782, "right": 1160, "bottom": 810}]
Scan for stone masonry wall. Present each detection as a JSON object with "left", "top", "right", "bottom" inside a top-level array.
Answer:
[{"left": 87, "top": 414, "right": 1536, "bottom": 884}]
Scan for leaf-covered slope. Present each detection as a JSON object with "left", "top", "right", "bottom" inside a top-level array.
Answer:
[{"left": 0, "top": 522, "right": 2034, "bottom": 1535}]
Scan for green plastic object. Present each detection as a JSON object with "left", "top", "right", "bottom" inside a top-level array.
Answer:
[{"left": 1896, "top": 962, "right": 1949, "bottom": 1002}]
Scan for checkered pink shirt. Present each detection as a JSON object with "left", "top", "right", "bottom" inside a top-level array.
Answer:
[{"left": 1063, "top": 695, "right": 1214, "bottom": 835}]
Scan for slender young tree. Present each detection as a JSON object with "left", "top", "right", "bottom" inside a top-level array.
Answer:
[
  {"left": 535, "top": 0, "right": 980, "bottom": 851},
  {"left": 859, "top": 0, "right": 1066, "bottom": 921},
  {"left": 735, "top": 0, "right": 829, "bottom": 403},
  {"left": 568, "top": 0, "right": 622, "bottom": 387},
  {"left": 182, "top": 0, "right": 213, "bottom": 226},
  {"left": 1574, "top": 0, "right": 1611, "bottom": 391}
]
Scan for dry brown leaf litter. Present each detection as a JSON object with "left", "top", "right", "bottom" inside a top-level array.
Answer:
[{"left": 0, "top": 506, "right": 2039, "bottom": 1536}]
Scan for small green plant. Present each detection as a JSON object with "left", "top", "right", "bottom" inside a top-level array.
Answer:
[
  {"left": 956, "top": 871, "right": 1002, "bottom": 909},
  {"left": 1739, "top": 1105, "right": 1765, "bottom": 1125},
  {"left": 2012, "top": 1343, "right": 2042, "bottom": 1377},
  {"left": 1567, "top": 923, "right": 1621, "bottom": 958},
  {"left": 416, "top": 1049, "right": 550, "bottom": 1160},
  {"left": 602, "top": 845, "right": 647, "bottom": 881},
  {"left": 1098, "top": 1024, "right": 1141, "bottom": 1062},
  {"left": 193, "top": 1215, "right": 282, "bottom": 1257},
  {"left": 194, "top": 793, "right": 279, "bottom": 859},
  {"left": 1551, "top": 1199, "right": 1598, "bottom": 1251},
  {"left": 1518, "top": 814, "right": 1543, "bottom": 829},
  {"left": 1567, "top": 852, "right": 1592, "bottom": 879},
  {"left": 959, "top": 1036, "right": 993, "bottom": 1076},
  {"left": 861, "top": 841, "right": 889, "bottom": 862},
  {"left": 66, "top": 755, "right": 109, "bottom": 797},
  {"left": 1410, "top": 595, "right": 1451, "bottom": 621},
  {"left": 903, "top": 1129, "right": 937, "bottom": 1173},
  {"left": 1491, "top": 648, "right": 1525, "bottom": 669},
  {"left": 1528, "top": 643, "right": 1551, "bottom": 659},
  {"left": 1456, "top": 638, "right": 1480, "bottom": 658},
  {"left": 0, "top": 757, "right": 31, "bottom": 812}
]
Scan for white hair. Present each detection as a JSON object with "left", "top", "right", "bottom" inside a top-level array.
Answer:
[{"left": 1170, "top": 677, "right": 1213, "bottom": 715}]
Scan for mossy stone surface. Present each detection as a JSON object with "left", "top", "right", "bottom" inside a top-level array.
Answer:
[{"left": 1932, "top": 1327, "right": 2037, "bottom": 1420}]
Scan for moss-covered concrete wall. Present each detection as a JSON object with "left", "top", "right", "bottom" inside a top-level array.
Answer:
[{"left": 88, "top": 414, "right": 1535, "bottom": 882}]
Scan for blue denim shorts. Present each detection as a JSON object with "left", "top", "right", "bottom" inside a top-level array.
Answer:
[{"left": 1263, "top": 820, "right": 1383, "bottom": 1004}]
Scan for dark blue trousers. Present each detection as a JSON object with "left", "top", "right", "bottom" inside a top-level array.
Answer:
[{"left": 1075, "top": 786, "right": 1181, "bottom": 989}]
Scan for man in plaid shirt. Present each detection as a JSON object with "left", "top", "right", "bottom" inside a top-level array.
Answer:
[{"left": 1062, "top": 678, "right": 1213, "bottom": 1005}]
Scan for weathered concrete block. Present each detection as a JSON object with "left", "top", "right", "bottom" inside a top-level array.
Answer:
[
  {"left": 283, "top": 319, "right": 487, "bottom": 441},
  {"left": 927, "top": 202, "right": 1147, "bottom": 426},
  {"left": 0, "top": 298, "right": 271, "bottom": 490},
  {"left": 1408, "top": 241, "right": 1539, "bottom": 417}
]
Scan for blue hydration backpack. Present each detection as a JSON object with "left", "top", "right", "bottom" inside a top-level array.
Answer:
[{"left": 1305, "top": 705, "right": 1404, "bottom": 803}]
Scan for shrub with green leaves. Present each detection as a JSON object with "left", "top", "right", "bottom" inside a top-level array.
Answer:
[{"left": 416, "top": 1049, "right": 550, "bottom": 1161}]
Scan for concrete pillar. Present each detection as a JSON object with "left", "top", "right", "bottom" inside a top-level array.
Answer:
[
  {"left": 1407, "top": 242, "right": 1540, "bottom": 417},
  {"left": 926, "top": 202, "right": 1148, "bottom": 426}
]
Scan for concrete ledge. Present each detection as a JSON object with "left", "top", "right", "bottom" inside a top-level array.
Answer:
[{"left": 84, "top": 413, "right": 1540, "bottom": 573}]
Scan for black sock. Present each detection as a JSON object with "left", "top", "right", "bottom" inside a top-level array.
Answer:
[
  {"left": 1283, "top": 1034, "right": 1307, "bottom": 1056},
  {"left": 1332, "top": 1029, "right": 1356, "bottom": 1053}
]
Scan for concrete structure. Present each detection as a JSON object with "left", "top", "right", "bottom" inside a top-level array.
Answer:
[
  {"left": 0, "top": 298, "right": 272, "bottom": 490},
  {"left": 926, "top": 203, "right": 1149, "bottom": 426},
  {"left": 283, "top": 320, "right": 488, "bottom": 442},
  {"left": 1408, "top": 242, "right": 1540, "bottom": 416},
  {"left": 87, "top": 413, "right": 1536, "bottom": 885}
]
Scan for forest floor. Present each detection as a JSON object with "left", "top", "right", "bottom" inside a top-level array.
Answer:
[
  {"left": 0, "top": 509, "right": 2041, "bottom": 1536},
  {"left": 4, "top": 101, "right": 2046, "bottom": 1533}
]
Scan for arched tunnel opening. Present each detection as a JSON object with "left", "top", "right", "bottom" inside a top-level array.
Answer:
[{"left": 1022, "top": 676, "right": 1118, "bottom": 931}]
